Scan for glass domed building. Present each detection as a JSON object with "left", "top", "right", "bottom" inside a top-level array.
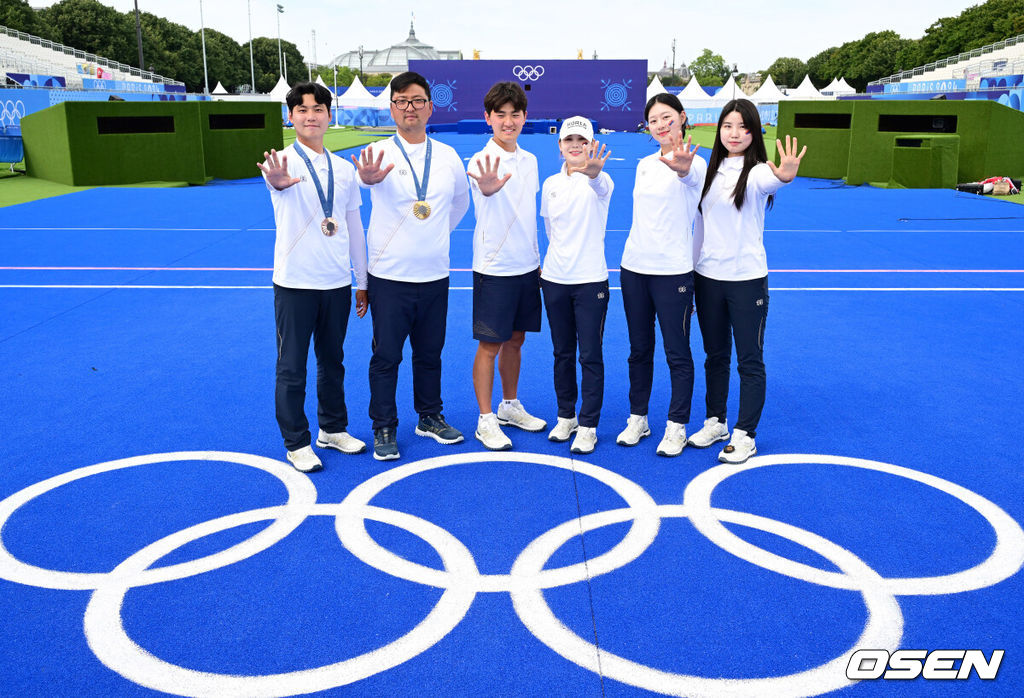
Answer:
[{"left": 330, "top": 21, "right": 462, "bottom": 75}]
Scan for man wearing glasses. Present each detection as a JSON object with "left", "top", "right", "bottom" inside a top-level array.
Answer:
[{"left": 352, "top": 71, "right": 470, "bottom": 461}]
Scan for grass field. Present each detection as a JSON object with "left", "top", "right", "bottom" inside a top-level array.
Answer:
[{"left": 0, "top": 127, "right": 387, "bottom": 208}]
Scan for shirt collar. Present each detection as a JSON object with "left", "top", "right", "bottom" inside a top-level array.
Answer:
[
  {"left": 484, "top": 137, "right": 518, "bottom": 159},
  {"left": 395, "top": 131, "right": 428, "bottom": 150},
  {"left": 294, "top": 139, "right": 326, "bottom": 164}
]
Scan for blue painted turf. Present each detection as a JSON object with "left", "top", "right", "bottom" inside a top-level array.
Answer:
[{"left": 1, "top": 132, "right": 1022, "bottom": 696}]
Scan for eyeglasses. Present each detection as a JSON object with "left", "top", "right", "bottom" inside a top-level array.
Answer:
[{"left": 391, "top": 98, "right": 429, "bottom": 110}]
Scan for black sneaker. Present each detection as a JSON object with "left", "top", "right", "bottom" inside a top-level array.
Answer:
[
  {"left": 373, "top": 427, "right": 400, "bottom": 461},
  {"left": 414, "top": 413, "right": 464, "bottom": 444}
]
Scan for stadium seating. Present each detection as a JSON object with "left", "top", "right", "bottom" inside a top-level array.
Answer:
[{"left": 0, "top": 24, "right": 182, "bottom": 90}]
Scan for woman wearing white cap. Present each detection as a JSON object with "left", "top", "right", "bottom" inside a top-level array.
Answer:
[
  {"left": 539, "top": 116, "right": 612, "bottom": 455},
  {"left": 615, "top": 93, "right": 706, "bottom": 457}
]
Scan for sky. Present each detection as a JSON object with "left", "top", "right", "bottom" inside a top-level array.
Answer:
[{"left": 33, "top": 0, "right": 985, "bottom": 73}]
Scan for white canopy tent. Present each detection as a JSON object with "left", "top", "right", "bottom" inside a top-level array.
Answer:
[
  {"left": 269, "top": 75, "right": 290, "bottom": 103},
  {"left": 714, "top": 76, "right": 744, "bottom": 101},
  {"left": 338, "top": 75, "right": 378, "bottom": 108},
  {"left": 834, "top": 78, "right": 857, "bottom": 95},
  {"left": 678, "top": 76, "right": 712, "bottom": 102},
  {"left": 315, "top": 74, "right": 328, "bottom": 87},
  {"left": 372, "top": 82, "right": 392, "bottom": 108},
  {"left": 749, "top": 74, "right": 787, "bottom": 102},
  {"left": 788, "top": 74, "right": 831, "bottom": 100},
  {"left": 211, "top": 81, "right": 228, "bottom": 95},
  {"left": 646, "top": 75, "right": 666, "bottom": 101},
  {"left": 820, "top": 77, "right": 840, "bottom": 95}
]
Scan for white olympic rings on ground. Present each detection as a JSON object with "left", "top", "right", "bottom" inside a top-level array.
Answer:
[
  {"left": 84, "top": 502, "right": 478, "bottom": 697},
  {"left": 0, "top": 450, "right": 1021, "bottom": 697},
  {"left": 510, "top": 504, "right": 903, "bottom": 697},
  {"left": 336, "top": 452, "right": 661, "bottom": 592},
  {"left": 512, "top": 64, "right": 545, "bottom": 81},
  {"left": 0, "top": 451, "right": 316, "bottom": 590},
  {"left": 684, "top": 454, "right": 1024, "bottom": 595}
]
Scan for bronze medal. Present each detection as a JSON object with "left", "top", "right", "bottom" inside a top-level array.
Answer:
[
  {"left": 321, "top": 217, "right": 339, "bottom": 236},
  {"left": 412, "top": 201, "right": 431, "bottom": 220}
]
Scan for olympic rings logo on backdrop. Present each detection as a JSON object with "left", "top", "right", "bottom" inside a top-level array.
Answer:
[
  {"left": 0, "top": 451, "right": 1021, "bottom": 696},
  {"left": 512, "top": 65, "right": 545, "bottom": 81},
  {"left": 1, "top": 100, "right": 27, "bottom": 127}
]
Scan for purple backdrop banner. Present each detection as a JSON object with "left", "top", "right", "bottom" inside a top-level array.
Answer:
[{"left": 407, "top": 59, "right": 646, "bottom": 130}]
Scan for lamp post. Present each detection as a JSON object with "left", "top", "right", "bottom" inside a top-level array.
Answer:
[
  {"left": 333, "top": 64, "right": 338, "bottom": 127},
  {"left": 671, "top": 38, "right": 676, "bottom": 79},
  {"left": 276, "top": 3, "right": 284, "bottom": 79},
  {"left": 199, "top": 0, "right": 209, "bottom": 94},
  {"left": 358, "top": 44, "right": 364, "bottom": 82},
  {"left": 247, "top": 0, "right": 255, "bottom": 92},
  {"left": 133, "top": 1, "right": 144, "bottom": 70}
]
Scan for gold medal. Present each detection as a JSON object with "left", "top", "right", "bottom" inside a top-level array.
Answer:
[
  {"left": 412, "top": 201, "right": 431, "bottom": 220},
  {"left": 321, "top": 217, "right": 339, "bottom": 236}
]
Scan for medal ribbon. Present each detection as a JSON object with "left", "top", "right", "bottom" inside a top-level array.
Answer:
[
  {"left": 293, "top": 143, "right": 334, "bottom": 221},
  {"left": 393, "top": 135, "right": 432, "bottom": 204}
]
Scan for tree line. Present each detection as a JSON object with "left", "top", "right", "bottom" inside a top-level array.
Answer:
[
  {"left": 0, "top": 0, "right": 388, "bottom": 93},
  {"left": 3, "top": 0, "right": 1023, "bottom": 94},
  {"left": 674, "top": 0, "right": 1024, "bottom": 91}
]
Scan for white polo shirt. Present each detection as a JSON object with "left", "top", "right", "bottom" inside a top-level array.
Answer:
[
  {"left": 265, "top": 141, "right": 366, "bottom": 290},
  {"left": 621, "top": 150, "right": 707, "bottom": 275},
  {"left": 469, "top": 138, "right": 540, "bottom": 276},
  {"left": 694, "top": 158, "right": 786, "bottom": 281},
  {"left": 362, "top": 133, "right": 470, "bottom": 282},
  {"left": 539, "top": 167, "right": 613, "bottom": 285}
]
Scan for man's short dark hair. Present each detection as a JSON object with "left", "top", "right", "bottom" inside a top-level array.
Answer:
[
  {"left": 390, "top": 71, "right": 431, "bottom": 100},
  {"left": 484, "top": 81, "right": 527, "bottom": 114},
  {"left": 286, "top": 82, "right": 332, "bottom": 111}
]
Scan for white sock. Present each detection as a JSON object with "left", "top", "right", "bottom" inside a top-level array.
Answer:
[{"left": 501, "top": 399, "right": 517, "bottom": 408}]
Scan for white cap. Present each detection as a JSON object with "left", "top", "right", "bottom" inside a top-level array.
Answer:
[{"left": 558, "top": 116, "right": 593, "bottom": 141}]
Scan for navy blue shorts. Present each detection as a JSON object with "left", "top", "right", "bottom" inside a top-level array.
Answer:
[{"left": 472, "top": 268, "right": 542, "bottom": 343}]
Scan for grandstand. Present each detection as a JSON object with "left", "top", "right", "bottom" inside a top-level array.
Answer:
[
  {"left": 0, "top": 24, "right": 183, "bottom": 90},
  {"left": 870, "top": 32, "right": 1024, "bottom": 87}
]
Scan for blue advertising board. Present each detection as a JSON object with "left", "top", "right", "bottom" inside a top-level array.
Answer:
[
  {"left": 408, "top": 59, "right": 646, "bottom": 130},
  {"left": 82, "top": 78, "right": 186, "bottom": 94}
]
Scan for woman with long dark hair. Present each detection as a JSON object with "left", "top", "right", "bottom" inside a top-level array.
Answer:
[
  {"left": 615, "top": 93, "right": 706, "bottom": 457},
  {"left": 688, "top": 98, "right": 806, "bottom": 463}
]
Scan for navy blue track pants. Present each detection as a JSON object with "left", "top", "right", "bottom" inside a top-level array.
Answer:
[
  {"left": 273, "top": 284, "right": 352, "bottom": 450},
  {"left": 693, "top": 273, "right": 769, "bottom": 437},
  {"left": 620, "top": 268, "right": 695, "bottom": 425},
  {"left": 540, "top": 278, "right": 610, "bottom": 428},
  {"left": 367, "top": 274, "right": 449, "bottom": 430}
]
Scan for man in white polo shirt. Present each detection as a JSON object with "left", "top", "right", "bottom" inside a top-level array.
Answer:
[
  {"left": 258, "top": 82, "right": 368, "bottom": 473},
  {"left": 466, "top": 81, "right": 546, "bottom": 451},
  {"left": 352, "top": 71, "right": 470, "bottom": 461}
]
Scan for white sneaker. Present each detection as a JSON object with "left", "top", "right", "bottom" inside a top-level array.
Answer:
[
  {"left": 496, "top": 399, "right": 547, "bottom": 432},
  {"left": 687, "top": 417, "right": 730, "bottom": 448},
  {"left": 316, "top": 429, "right": 366, "bottom": 454},
  {"left": 570, "top": 426, "right": 598, "bottom": 455},
  {"left": 615, "top": 414, "right": 651, "bottom": 446},
  {"left": 718, "top": 428, "right": 756, "bottom": 464},
  {"left": 475, "top": 413, "right": 512, "bottom": 451},
  {"left": 656, "top": 421, "right": 687, "bottom": 457},
  {"left": 548, "top": 416, "right": 578, "bottom": 442},
  {"left": 286, "top": 445, "right": 323, "bottom": 473}
]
